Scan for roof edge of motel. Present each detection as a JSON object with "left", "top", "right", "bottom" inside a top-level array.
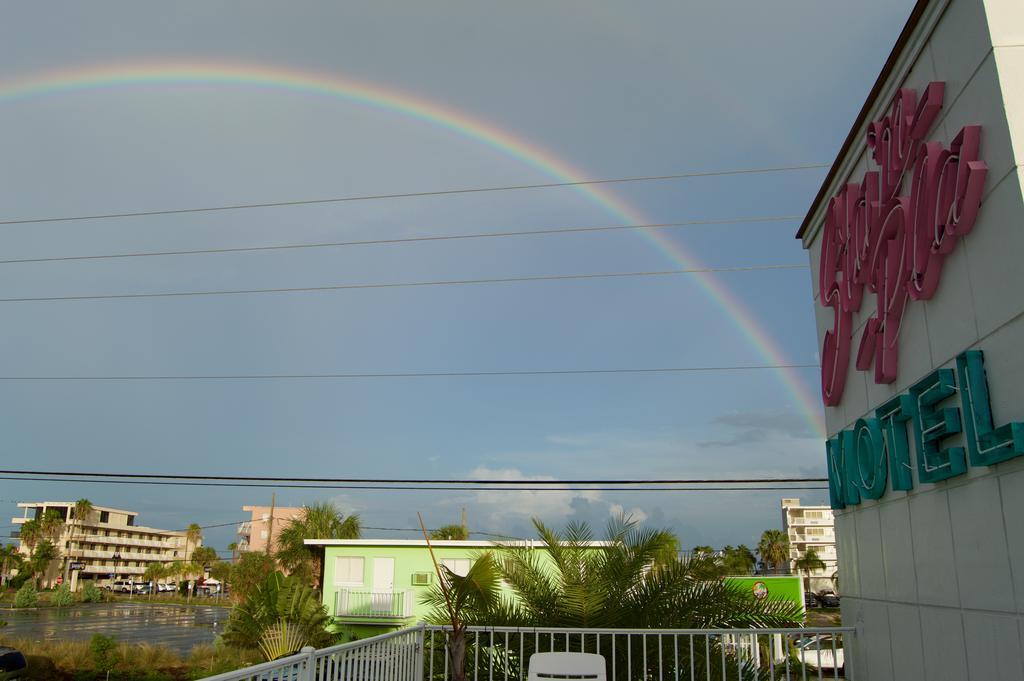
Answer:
[{"left": 795, "top": 0, "right": 933, "bottom": 241}]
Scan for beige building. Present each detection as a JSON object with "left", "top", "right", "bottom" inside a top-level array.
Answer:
[
  {"left": 237, "top": 505, "right": 304, "bottom": 554},
  {"left": 12, "top": 501, "right": 195, "bottom": 589},
  {"left": 781, "top": 498, "right": 837, "bottom": 592}
]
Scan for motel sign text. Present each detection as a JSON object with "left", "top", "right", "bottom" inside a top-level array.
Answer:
[{"left": 826, "top": 350, "right": 1024, "bottom": 509}]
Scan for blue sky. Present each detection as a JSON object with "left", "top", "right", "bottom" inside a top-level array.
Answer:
[{"left": 0, "top": 1, "right": 916, "bottom": 553}]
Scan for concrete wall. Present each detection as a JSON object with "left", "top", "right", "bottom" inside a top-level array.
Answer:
[{"left": 801, "top": 1, "right": 1024, "bottom": 678}]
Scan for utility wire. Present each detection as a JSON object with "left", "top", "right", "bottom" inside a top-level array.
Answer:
[
  {"left": 0, "top": 215, "right": 803, "bottom": 266},
  {"left": 0, "top": 164, "right": 828, "bottom": 226},
  {"left": 0, "top": 470, "right": 826, "bottom": 484},
  {"left": 1, "top": 215, "right": 804, "bottom": 265},
  {"left": 0, "top": 364, "right": 819, "bottom": 381},
  {"left": 0, "top": 477, "right": 828, "bottom": 491},
  {"left": 0, "top": 263, "right": 808, "bottom": 304}
]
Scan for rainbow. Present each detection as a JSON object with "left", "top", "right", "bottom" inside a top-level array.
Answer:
[{"left": 0, "top": 61, "right": 825, "bottom": 437}]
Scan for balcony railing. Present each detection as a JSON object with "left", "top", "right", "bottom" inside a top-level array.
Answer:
[
  {"left": 73, "top": 549, "right": 176, "bottom": 562},
  {"left": 78, "top": 534, "right": 179, "bottom": 550},
  {"left": 81, "top": 565, "right": 146, "bottom": 575},
  {"left": 334, "top": 589, "right": 415, "bottom": 619},
  {"left": 238, "top": 522, "right": 252, "bottom": 535},
  {"left": 198, "top": 624, "right": 855, "bottom": 681}
]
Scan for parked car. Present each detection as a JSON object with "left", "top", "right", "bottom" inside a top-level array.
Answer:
[
  {"left": 803, "top": 592, "right": 818, "bottom": 609},
  {"left": 110, "top": 580, "right": 135, "bottom": 593},
  {"left": 815, "top": 590, "right": 840, "bottom": 607},
  {"left": 158, "top": 582, "right": 176, "bottom": 593},
  {"left": 794, "top": 634, "right": 844, "bottom": 672},
  {"left": 134, "top": 582, "right": 153, "bottom": 595},
  {"left": 0, "top": 646, "right": 27, "bottom": 680}
]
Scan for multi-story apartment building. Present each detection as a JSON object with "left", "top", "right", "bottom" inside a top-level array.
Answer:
[
  {"left": 237, "top": 505, "right": 304, "bottom": 555},
  {"left": 12, "top": 501, "right": 195, "bottom": 589},
  {"left": 780, "top": 498, "right": 836, "bottom": 592}
]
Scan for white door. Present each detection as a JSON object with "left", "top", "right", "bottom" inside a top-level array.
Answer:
[{"left": 372, "top": 558, "right": 395, "bottom": 615}]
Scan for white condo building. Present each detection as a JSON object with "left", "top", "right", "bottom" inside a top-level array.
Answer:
[
  {"left": 781, "top": 498, "right": 837, "bottom": 592},
  {"left": 12, "top": 501, "right": 196, "bottom": 589}
]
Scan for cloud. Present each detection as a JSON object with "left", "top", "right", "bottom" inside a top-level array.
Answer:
[
  {"left": 454, "top": 466, "right": 603, "bottom": 528},
  {"left": 326, "top": 494, "right": 362, "bottom": 516},
  {"left": 608, "top": 503, "right": 647, "bottom": 523},
  {"left": 699, "top": 409, "right": 818, "bottom": 446}
]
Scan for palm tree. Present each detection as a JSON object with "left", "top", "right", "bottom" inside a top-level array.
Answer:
[
  {"left": 20, "top": 511, "right": 65, "bottom": 588},
  {"left": 794, "top": 548, "right": 827, "bottom": 593},
  {"left": 29, "top": 540, "right": 59, "bottom": 588},
  {"left": 184, "top": 523, "right": 202, "bottom": 563},
  {"left": 423, "top": 517, "right": 802, "bottom": 681},
  {"left": 757, "top": 529, "right": 790, "bottom": 574},
  {"left": 228, "top": 542, "right": 239, "bottom": 564},
  {"left": 722, "top": 545, "right": 757, "bottom": 575},
  {"left": 275, "top": 503, "right": 360, "bottom": 587},
  {"left": 1, "top": 543, "right": 24, "bottom": 587},
  {"left": 222, "top": 570, "right": 333, "bottom": 660},
  {"left": 191, "top": 545, "right": 218, "bottom": 568},
  {"left": 423, "top": 552, "right": 503, "bottom": 681},
  {"left": 65, "top": 499, "right": 94, "bottom": 585},
  {"left": 431, "top": 524, "right": 470, "bottom": 540},
  {"left": 142, "top": 562, "right": 166, "bottom": 600},
  {"left": 17, "top": 519, "right": 41, "bottom": 554}
]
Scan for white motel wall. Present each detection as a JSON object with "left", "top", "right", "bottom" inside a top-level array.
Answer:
[{"left": 799, "top": 0, "right": 1024, "bottom": 678}]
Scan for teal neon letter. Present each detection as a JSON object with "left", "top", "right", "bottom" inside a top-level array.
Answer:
[
  {"left": 875, "top": 394, "right": 915, "bottom": 491},
  {"left": 826, "top": 435, "right": 846, "bottom": 509},
  {"left": 909, "top": 368, "right": 967, "bottom": 483},
  {"left": 956, "top": 350, "right": 1024, "bottom": 466},
  {"left": 854, "top": 417, "right": 887, "bottom": 499},
  {"left": 826, "top": 430, "right": 859, "bottom": 509}
]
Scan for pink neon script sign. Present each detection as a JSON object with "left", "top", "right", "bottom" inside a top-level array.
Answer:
[{"left": 818, "top": 82, "right": 988, "bottom": 406}]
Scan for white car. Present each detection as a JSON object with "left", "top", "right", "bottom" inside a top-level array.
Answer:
[
  {"left": 110, "top": 579, "right": 134, "bottom": 593},
  {"left": 795, "top": 634, "right": 844, "bottom": 672}
]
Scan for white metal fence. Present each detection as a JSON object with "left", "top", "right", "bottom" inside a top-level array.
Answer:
[
  {"left": 200, "top": 624, "right": 854, "bottom": 681},
  {"left": 200, "top": 626, "right": 423, "bottom": 681},
  {"left": 423, "top": 626, "right": 853, "bottom": 681}
]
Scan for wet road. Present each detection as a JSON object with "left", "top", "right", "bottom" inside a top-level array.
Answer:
[{"left": 0, "top": 602, "right": 227, "bottom": 655}]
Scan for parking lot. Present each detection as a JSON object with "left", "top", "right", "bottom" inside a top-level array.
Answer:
[{"left": 0, "top": 602, "right": 225, "bottom": 654}]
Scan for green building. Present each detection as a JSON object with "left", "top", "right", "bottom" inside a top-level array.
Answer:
[
  {"left": 305, "top": 538, "right": 603, "bottom": 638},
  {"left": 306, "top": 539, "right": 807, "bottom": 639},
  {"left": 723, "top": 575, "right": 805, "bottom": 613}
]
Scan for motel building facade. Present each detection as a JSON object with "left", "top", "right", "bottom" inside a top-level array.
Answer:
[{"left": 799, "top": 0, "right": 1024, "bottom": 678}]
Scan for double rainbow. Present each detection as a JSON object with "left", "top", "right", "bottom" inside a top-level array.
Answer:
[{"left": 0, "top": 61, "right": 825, "bottom": 437}]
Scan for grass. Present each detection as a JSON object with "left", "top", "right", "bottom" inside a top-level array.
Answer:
[
  {"left": 0, "top": 587, "right": 232, "bottom": 609},
  {"left": 108, "top": 593, "right": 233, "bottom": 608},
  {"left": 0, "top": 635, "right": 263, "bottom": 680},
  {"left": 805, "top": 607, "right": 842, "bottom": 628}
]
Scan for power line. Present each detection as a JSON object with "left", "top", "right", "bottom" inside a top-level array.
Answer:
[
  {"left": 0, "top": 477, "right": 828, "bottom": 491},
  {"left": 0, "top": 363, "right": 819, "bottom": 381},
  {"left": 0, "top": 164, "right": 828, "bottom": 226},
  {"left": 0, "top": 215, "right": 803, "bottom": 266},
  {"left": 0, "top": 263, "right": 808, "bottom": 304},
  {"left": 0, "top": 470, "right": 826, "bottom": 484}
]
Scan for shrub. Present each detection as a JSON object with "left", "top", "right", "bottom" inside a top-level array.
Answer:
[
  {"left": 81, "top": 582, "right": 104, "bottom": 603},
  {"left": 52, "top": 583, "right": 74, "bottom": 607},
  {"left": 90, "top": 633, "right": 119, "bottom": 675},
  {"left": 14, "top": 582, "right": 39, "bottom": 608},
  {"left": 8, "top": 572, "right": 31, "bottom": 590},
  {"left": 22, "top": 654, "right": 59, "bottom": 681}
]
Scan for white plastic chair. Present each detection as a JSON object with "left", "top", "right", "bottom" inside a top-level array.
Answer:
[{"left": 527, "top": 652, "right": 607, "bottom": 681}]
